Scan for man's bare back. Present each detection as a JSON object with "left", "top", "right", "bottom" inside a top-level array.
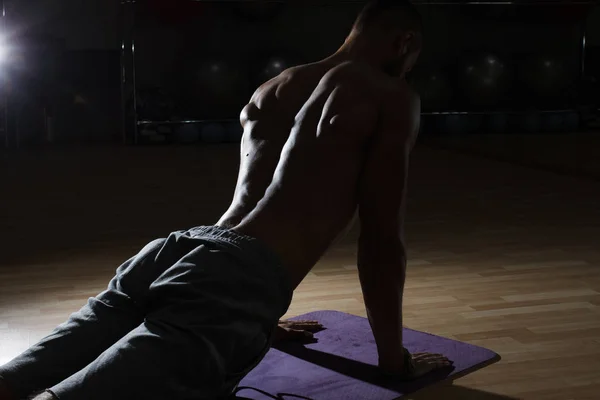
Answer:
[{"left": 217, "top": 60, "right": 412, "bottom": 288}]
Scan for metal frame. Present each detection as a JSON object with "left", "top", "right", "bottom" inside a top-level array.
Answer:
[
  {"left": 581, "top": 25, "right": 587, "bottom": 79},
  {"left": 120, "top": 0, "right": 138, "bottom": 144},
  {"left": 1, "top": 0, "right": 7, "bottom": 149},
  {"left": 120, "top": 0, "right": 595, "bottom": 144}
]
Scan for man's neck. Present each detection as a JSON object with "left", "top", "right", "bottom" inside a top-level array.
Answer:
[
  {"left": 322, "top": 38, "right": 406, "bottom": 81},
  {"left": 325, "top": 37, "right": 378, "bottom": 66}
]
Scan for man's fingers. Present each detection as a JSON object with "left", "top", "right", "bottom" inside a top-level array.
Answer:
[
  {"left": 411, "top": 352, "right": 428, "bottom": 358},
  {"left": 284, "top": 321, "right": 323, "bottom": 331},
  {"left": 422, "top": 354, "right": 449, "bottom": 361},
  {"left": 280, "top": 320, "right": 320, "bottom": 324},
  {"left": 412, "top": 353, "right": 453, "bottom": 367},
  {"left": 301, "top": 330, "right": 315, "bottom": 338},
  {"left": 297, "top": 325, "right": 323, "bottom": 332},
  {"left": 289, "top": 320, "right": 319, "bottom": 324},
  {"left": 412, "top": 352, "right": 444, "bottom": 360},
  {"left": 289, "top": 321, "right": 322, "bottom": 327},
  {"left": 274, "top": 327, "right": 315, "bottom": 343},
  {"left": 288, "top": 329, "right": 314, "bottom": 339}
]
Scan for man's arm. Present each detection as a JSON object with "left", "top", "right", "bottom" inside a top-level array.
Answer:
[{"left": 357, "top": 88, "right": 420, "bottom": 374}]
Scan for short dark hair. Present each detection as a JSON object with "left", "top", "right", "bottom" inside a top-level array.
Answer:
[{"left": 352, "top": 0, "right": 423, "bottom": 35}]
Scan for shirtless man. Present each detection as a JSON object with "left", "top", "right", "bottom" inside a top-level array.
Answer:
[{"left": 0, "top": 1, "right": 451, "bottom": 399}]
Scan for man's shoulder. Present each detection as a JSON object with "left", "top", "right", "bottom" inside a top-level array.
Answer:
[
  {"left": 384, "top": 80, "right": 420, "bottom": 108},
  {"left": 379, "top": 82, "right": 421, "bottom": 144},
  {"left": 280, "top": 61, "right": 331, "bottom": 82}
]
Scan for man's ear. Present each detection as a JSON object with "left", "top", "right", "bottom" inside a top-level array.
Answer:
[
  {"left": 403, "top": 32, "right": 417, "bottom": 55},
  {"left": 394, "top": 31, "right": 415, "bottom": 57}
]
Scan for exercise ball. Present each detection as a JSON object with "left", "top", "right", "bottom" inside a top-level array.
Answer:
[
  {"left": 519, "top": 112, "right": 542, "bottom": 133},
  {"left": 562, "top": 111, "right": 579, "bottom": 132},
  {"left": 519, "top": 55, "right": 569, "bottom": 102},
  {"left": 409, "top": 68, "right": 453, "bottom": 111},
  {"left": 487, "top": 113, "right": 509, "bottom": 133},
  {"left": 541, "top": 112, "right": 564, "bottom": 133},
  {"left": 185, "top": 57, "right": 247, "bottom": 118},
  {"left": 200, "top": 123, "right": 227, "bottom": 143},
  {"left": 459, "top": 53, "right": 511, "bottom": 108},
  {"left": 225, "top": 121, "right": 244, "bottom": 142},
  {"left": 254, "top": 55, "right": 292, "bottom": 85},
  {"left": 176, "top": 124, "right": 200, "bottom": 144},
  {"left": 196, "top": 59, "right": 245, "bottom": 101}
]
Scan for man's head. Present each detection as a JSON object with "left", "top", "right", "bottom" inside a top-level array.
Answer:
[{"left": 345, "top": 0, "right": 423, "bottom": 77}]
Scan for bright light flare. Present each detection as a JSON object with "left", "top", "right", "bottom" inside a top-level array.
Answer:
[
  {"left": 0, "top": 47, "right": 6, "bottom": 64},
  {"left": 0, "top": 38, "right": 9, "bottom": 65}
]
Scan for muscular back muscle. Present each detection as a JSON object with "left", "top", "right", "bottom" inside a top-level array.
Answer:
[
  {"left": 219, "top": 61, "right": 397, "bottom": 287},
  {"left": 218, "top": 65, "right": 324, "bottom": 226}
]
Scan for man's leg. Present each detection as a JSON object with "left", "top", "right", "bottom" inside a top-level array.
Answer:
[
  {"left": 0, "top": 289, "right": 143, "bottom": 400},
  {"left": 39, "top": 237, "right": 276, "bottom": 400},
  {"left": 0, "top": 238, "right": 174, "bottom": 399},
  {"left": 40, "top": 308, "right": 230, "bottom": 400}
]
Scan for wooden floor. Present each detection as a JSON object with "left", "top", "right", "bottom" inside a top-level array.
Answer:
[
  {"left": 422, "top": 131, "right": 600, "bottom": 181},
  {"left": 1, "top": 143, "right": 599, "bottom": 399}
]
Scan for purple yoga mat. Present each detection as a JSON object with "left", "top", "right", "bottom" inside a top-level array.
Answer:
[{"left": 235, "top": 311, "right": 500, "bottom": 400}]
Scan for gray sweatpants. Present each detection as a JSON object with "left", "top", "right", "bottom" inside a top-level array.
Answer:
[{"left": 0, "top": 226, "right": 292, "bottom": 400}]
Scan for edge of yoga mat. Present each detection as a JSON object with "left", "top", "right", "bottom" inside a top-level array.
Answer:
[{"left": 236, "top": 310, "right": 501, "bottom": 400}]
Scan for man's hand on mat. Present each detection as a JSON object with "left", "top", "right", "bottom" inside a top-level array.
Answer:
[
  {"left": 407, "top": 352, "right": 453, "bottom": 379},
  {"left": 274, "top": 320, "right": 324, "bottom": 343},
  {"left": 381, "top": 351, "right": 453, "bottom": 380}
]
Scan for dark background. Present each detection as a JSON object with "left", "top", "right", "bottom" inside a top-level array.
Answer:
[
  {"left": 5, "top": 1, "right": 600, "bottom": 52},
  {"left": 0, "top": 1, "right": 598, "bottom": 274},
  {"left": 2, "top": 0, "right": 599, "bottom": 145}
]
